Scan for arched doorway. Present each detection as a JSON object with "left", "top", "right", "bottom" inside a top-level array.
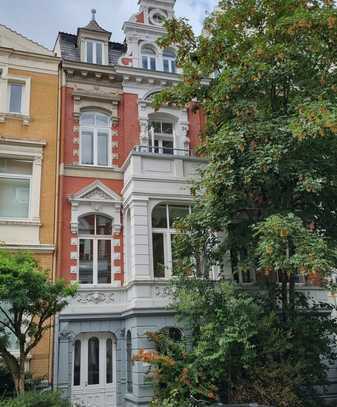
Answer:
[{"left": 72, "top": 333, "right": 117, "bottom": 407}]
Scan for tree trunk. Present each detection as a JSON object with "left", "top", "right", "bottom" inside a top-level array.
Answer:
[
  {"left": 15, "top": 357, "right": 25, "bottom": 394},
  {"left": 289, "top": 273, "right": 295, "bottom": 316},
  {"left": 281, "top": 270, "right": 288, "bottom": 322}
]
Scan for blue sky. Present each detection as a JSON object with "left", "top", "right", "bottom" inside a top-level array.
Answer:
[{"left": 1, "top": 0, "right": 218, "bottom": 50}]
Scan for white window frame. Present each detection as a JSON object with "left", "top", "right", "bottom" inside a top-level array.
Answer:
[
  {"left": 7, "top": 81, "right": 25, "bottom": 114},
  {"left": 141, "top": 45, "right": 157, "bottom": 71},
  {"left": 84, "top": 40, "right": 104, "bottom": 65},
  {"left": 0, "top": 161, "right": 32, "bottom": 220},
  {"left": 78, "top": 215, "right": 113, "bottom": 286},
  {"left": 0, "top": 70, "right": 31, "bottom": 119},
  {"left": 152, "top": 204, "right": 191, "bottom": 279},
  {"left": 79, "top": 112, "right": 112, "bottom": 167},
  {"left": 149, "top": 119, "right": 175, "bottom": 154},
  {"left": 163, "top": 50, "right": 177, "bottom": 74}
]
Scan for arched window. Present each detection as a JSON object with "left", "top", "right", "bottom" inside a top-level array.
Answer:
[
  {"left": 88, "top": 337, "right": 100, "bottom": 385},
  {"left": 149, "top": 118, "right": 174, "bottom": 154},
  {"left": 126, "top": 331, "right": 133, "bottom": 393},
  {"left": 141, "top": 45, "right": 156, "bottom": 71},
  {"left": 152, "top": 204, "right": 191, "bottom": 278},
  {"left": 78, "top": 214, "right": 113, "bottom": 285},
  {"left": 163, "top": 48, "right": 176, "bottom": 73},
  {"left": 73, "top": 340, "right": 81, "bottom": 386},
  {"left": 80, "top": 111, "right": 111, "bottom": 167}
]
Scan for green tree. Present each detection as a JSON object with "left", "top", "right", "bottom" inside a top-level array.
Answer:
[
  {"left": 136, "top": 281, "right": 337, "bottom": 406},
  {"left": 154, "top": 0, "right": 337, "bottom": 299},
  {"left": 0, "top": 251, "right": 77, "bottom": 395}
]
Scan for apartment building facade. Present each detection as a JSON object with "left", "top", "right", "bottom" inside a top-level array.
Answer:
[
  {"left": 53, "top": 1, "right": 204, "bottom": 406},
  {"left": 0, "top": 25, "right": 60, "bottom": 381}
]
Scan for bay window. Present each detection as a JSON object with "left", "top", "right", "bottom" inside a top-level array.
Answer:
[
  {"left": 152, "top": 204, "right": 190, "bottom": 278},
  {"left": 149, "top": 120, "right": 174, "bottom": 154},
  {"left": 0, "top": 158, "right": 32, "bottom": 219},
  {"left": 80, "top": 112, "right": 111, "bottom": 166},
  {"left": 85, "top": 40, "right": 104, "bottom": 65},
  {"left": 78, "top": 214, "right": 113, "bottom": 285}
]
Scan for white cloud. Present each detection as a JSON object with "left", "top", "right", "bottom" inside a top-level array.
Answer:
[{"left": 1, "top": 0, "right": 219, "bottom": 49}]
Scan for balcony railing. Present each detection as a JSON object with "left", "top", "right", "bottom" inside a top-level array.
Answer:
[{"left": 133, "top": 145, "right": 195, "bottom": 157}]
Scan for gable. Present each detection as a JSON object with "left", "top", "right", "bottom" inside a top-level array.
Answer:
[
  {"left": 0, "top": 24, "right": 53, "bottom": 56},
  {"left": 71, "top": 181, "right": 122, "bottom": 203}
]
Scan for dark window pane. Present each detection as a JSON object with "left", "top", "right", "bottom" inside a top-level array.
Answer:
[
  {"left": 150, "top": 57, "right": 156, "bottom": 71},
  {"left": 97, "top": 240, "right": 111, "bottom": 284},
  {"left": 171, "top": 60, "right": 176, "bottom": 73},
  {"left": 79, "top": 215, "right": 95, "bottom": 235},
  {"left": 96, "top": 215, "right": 112, "bottom": 235},
  {"left": 9, "top": 83, "right": 23, "bottom": 113},
  {"left": 81, "top": 131, "right": 94, "bottom": 165},
  {"left": 86, "top": 42, "right": 93, "bottom": 63},
  {"left": 127, "top": 332, "right": 133, "bottom": 393},
  {"left": 162, "top": 122, "right": 173, "bottom": 134},
  {"left": 163, "top": 140, "right": 174, "bottom": 155},
  {"left": 152, "top": 205, "right": 167, "bottom": 228},
  {"left": 106, "top": 338, "right": 113, "bottom": 384},
  {"left": 162, "top": 327, "right": 182, "bottom": 342},
  {"left": 150, "top": 121, "right": 161, "bottom": 133},
  {"left": 0, "top": 158, "right": 32, "bottom": 175},
  {"left": 163, "top": 59, "right": 169, "bottom": 72},
  {"left": 142, "top": 56, "right": 148, "bottom": 70},
  {"left": 79, "top": 239, "right": 93, "bottom": 284},
  {"left": 88, "top": 337, "right": 100, "bottom": 385},
  {"left": 153, "top": 233, "right": 165, "bottom": 278},
  {"left": 96, "top": 42, "right": 103, "bottom": 64},
  {"left": 169, "top": 206, "right": 189, "bottom": 227},
  {"left": 73, "top": 340, "right": 81, "bottom": 386}
]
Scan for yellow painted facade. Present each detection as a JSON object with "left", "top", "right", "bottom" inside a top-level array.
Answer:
[{"left": 0, "top": 26, "right": 60, "bottom": 383}]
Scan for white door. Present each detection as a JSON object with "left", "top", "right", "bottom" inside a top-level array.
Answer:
[{"left": 72, "top": 333, "right": 116, "bottom": 407}]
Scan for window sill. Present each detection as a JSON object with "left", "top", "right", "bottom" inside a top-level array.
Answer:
[
  {"left": 0, "top": 112, "right": 31, "bottom": 126},
  {"left": 0, "top": 218, "right": 41, "bottom": 226}
]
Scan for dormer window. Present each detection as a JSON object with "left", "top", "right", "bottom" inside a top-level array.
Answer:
[
  {"left": 163, "top": 48, "right": 176, "bottom": 73},
  {"left": 85, "top": 40, "right": 104, "bottom": 65},
  {"left": 141, "top": 45, "right": 156, "bottom": 71}
]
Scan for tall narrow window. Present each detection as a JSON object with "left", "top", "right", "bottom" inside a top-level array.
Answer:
[
  {"left": 78, "top": 214, "right": 113, "bottom": 285},
  {"left": 106, "top": 338, "right": 113, "bottom": 384},
  {"left": 127, "top": 331, "right": 133, "bottom": 393},
  {"left": 0, "top": 158, "right": 32, "bottom": 219},
  {"left": 73, "top": 340, "right": 81, "bottom": 386},
  {"left": 85, "top": 41, "right": 104, "bottom": 64},
  {"left": 80, "top": 112, "right": 111, "bottom": 166},
  {"left": 163, "top": 49, "right": 176, "bottom": 73},
  {"left": 88, "top": 337, "right": 100, "bottom": 385},
  {"left": 149, "top": 120, "right": 174, "bottom": 155},
  {"left": 152, "top": 204, "right": 190, "bottom": 278},
  {"left": 141, "top": 45, "right": 156, "bottom": 71},
  {"left": 8, "top": 83, "right": 24, "bottom": 113}
]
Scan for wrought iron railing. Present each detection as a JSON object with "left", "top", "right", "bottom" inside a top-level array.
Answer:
[{"left": 133, "top": 144, "right": 194, "bottom": 157}]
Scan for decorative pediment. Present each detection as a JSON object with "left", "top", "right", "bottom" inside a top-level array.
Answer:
[
  {"left": 69, "top": 181, "right": 122, "bottom": 234},
  {"left": 71, "top": 181, "right": 121, "bottom": 204}
]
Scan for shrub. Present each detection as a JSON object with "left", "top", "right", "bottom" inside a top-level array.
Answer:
[
  {"left": 0, "top": 366, "right": 15, "bottom": 399},
  {"left": 0, "top": 392, "right": 71, "bottom": 407}
]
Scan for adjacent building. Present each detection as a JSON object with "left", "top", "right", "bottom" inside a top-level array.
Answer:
[
  {"left": 0, "top": 24, "right": 60, "bottom": 381},
  {"left": 53, "top": 1, "right": 204, "bottom": 406}
]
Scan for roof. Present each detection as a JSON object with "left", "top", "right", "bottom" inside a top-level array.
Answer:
[
  {"left": 80, "top": 19, "right": 111, "bottom": 35},
  {"left": 0, "top": 24, "right": 54, "bottom": 56},
  {"left": 57, "top": 32, "right": 125, "bottom": 65}
]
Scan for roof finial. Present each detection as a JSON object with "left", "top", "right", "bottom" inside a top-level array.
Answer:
[{"left": 91, "top": 8, "right": 96, "bottom": 21}]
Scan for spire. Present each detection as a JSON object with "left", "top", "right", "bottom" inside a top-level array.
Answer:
[{"left": 91, "top": 8, "right": 97, "bottom": 21}]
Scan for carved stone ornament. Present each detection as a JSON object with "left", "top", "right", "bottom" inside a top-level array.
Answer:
[
  {"left": 82, "top": 188, "right": 112, "bottom": 201},
  {"left": 59, "top": 330, "right": 75, "bottom": 341},
  {"left": 154, "top": 286, "right": 171, "bottom": 298},
  {"left": 75, "top": 291, "right": 115, "bottom": 304}
]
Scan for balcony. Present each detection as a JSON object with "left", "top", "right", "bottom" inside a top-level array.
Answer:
[{"left": 122, "top": 145, "right": 206, "bottom": 200}]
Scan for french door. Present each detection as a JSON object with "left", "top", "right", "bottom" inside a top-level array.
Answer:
[{"left": 72, "top": 333, "right": 116, "bottom": 407}]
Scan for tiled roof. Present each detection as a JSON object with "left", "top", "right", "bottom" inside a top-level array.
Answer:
[{"left": 58, "top": 32, "right": 125, "bottom": 65}]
